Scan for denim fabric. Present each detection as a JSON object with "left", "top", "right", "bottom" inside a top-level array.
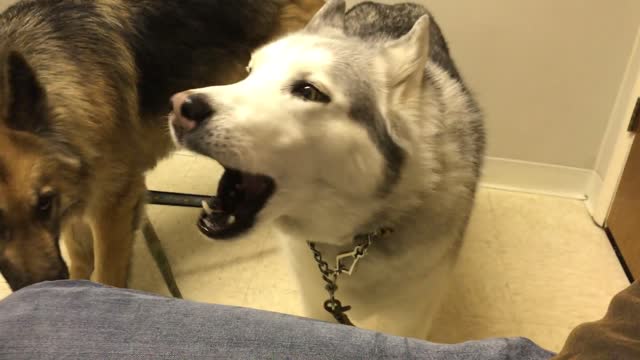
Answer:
[{"left": 0, "top": 281, "right": 554, "bottom": 359}]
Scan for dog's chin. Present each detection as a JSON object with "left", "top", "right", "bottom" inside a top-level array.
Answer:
[{"left": 198, "top": 166, "right": 276, "bottom": 240}]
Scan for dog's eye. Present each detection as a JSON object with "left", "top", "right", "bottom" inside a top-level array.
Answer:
[
  {"left": 35, "top": 192, "right": 56, "bottom": 220},
  {"left": 291, "top": 81, "right": 330, "bottom": 103}
]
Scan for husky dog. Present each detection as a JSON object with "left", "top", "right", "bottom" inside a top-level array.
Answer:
[
  {"left": 170, "top": 0, "right": 484, "bottom": 338},
  {"left": 0, "top": 0, "right": 325, "bottom": 292}
]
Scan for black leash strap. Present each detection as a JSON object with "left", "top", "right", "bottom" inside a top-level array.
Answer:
[
  {"left": 147, "top": 190, "right": 211, "bottom": 208},
  {"left": 142, "top": 218, "right": 183, "bottom": 299}
]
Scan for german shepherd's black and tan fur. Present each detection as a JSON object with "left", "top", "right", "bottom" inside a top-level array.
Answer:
[{"left": 0, "top": 0, "right": 324, "bottom": 291}]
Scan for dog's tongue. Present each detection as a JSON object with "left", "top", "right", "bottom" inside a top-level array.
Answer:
[{"left": 242, "top": 174, "right": 270, "bottom": 199}]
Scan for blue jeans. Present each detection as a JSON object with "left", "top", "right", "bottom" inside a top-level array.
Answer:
[{"left": 0, "top": 281, "right": 554, "bottom": 359}]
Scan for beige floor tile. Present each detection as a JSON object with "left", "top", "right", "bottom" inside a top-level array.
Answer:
[
  {"left": 431, "top": 189, "right": 629, "bottom": 351},
  {"left": 244, "top": 287, "right": 304, "bottom": 317},
  {"left": 0, "top": 277, "right": 9, "bottom": 301},
  {"left": 131, "top": 204, "right": 271, "bottom": 306},
  {"left": 242, "top": 235, "right": 304, "bottom": 316},
  {"left": 247, "top": 235, "right": 300, "bottom": 294},
  {"left": 135, "top": 171, "right": 631, "bottom": 353},
  {"left": 129, "top": 230, "right": 174, "bottom": 298},
  {"left": 433, "top": 190, "right": 518, "bottom": 324},
  {"left": 146, "top": 152, "right": 221, "bottom": 195},
  {"left": 489, "top": 191, "right": 628, "bottom": 340},
  {"left": 150, "top": 172, "right": 635, "bottom": 348}
]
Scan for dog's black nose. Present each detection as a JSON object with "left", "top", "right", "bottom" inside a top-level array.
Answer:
[{"left": 180, "top": 94, "right": 213, "bottom": 124}]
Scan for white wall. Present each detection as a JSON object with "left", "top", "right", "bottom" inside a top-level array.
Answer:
[
  {"left": 350, "top": 0, "right": 640, "bottom": 172},
  {"left": 586, "top": 28, "right": 640, "bottom": 223},
  {"left": 0, "top": 1, "right": 12, "bottom": 12},
  {"left": 595, "top": 33, "right": 640, "bottom": 180}
]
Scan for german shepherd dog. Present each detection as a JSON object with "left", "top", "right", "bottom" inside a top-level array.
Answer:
[{"left": 0, "top": 0, "right": 324, "bottom": 291}]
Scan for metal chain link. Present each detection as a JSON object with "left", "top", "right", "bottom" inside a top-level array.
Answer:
[
  {"left": 307, "top": 227, "right": 392, "bottom": 326},
  {"left": 308, "top": 242, "right": 354, "bottom": 326}
]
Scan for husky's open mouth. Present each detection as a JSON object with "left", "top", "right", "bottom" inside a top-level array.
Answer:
[{"left": 198, "top": 167, "right": 275, "bottom": 239}]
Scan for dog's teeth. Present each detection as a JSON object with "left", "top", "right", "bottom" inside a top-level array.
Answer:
[
  {"left": 203, "top": 217, "right": 220, "bottom": 231},
  {"left": 202, "top": 201, "right": 213, "bottom": 215},
  {"left": 227, "top": 215, "right": 236, "bottom": 225}
]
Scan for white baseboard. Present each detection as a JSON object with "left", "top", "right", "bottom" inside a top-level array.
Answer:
[{"left": 480, "top": 157, "right": 592, "bottom": 200}]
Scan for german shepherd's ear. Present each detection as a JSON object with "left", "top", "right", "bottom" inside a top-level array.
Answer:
[
  {"left": 304, "top": 0, "right": 345, "bottom": 34},
  {"left": 0, "top": 51, "right": 49, "bottom": 133}
]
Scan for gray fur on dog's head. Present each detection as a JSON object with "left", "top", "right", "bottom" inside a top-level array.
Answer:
[{"left": 170, "top": 0, "right": 483, "bottom": 246}]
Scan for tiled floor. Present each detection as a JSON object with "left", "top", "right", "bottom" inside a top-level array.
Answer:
[{"left": 0, "top": 152, "right": 630, "bottom": 352}]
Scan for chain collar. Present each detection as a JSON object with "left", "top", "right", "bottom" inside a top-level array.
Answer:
[{"left": 307, "top": 227, "right": 393, "bottom": 326}]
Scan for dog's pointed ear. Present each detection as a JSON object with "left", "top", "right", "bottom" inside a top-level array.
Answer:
[
  {"left": 305, "top": 0, "right": 346, "bottom": 33},
  {"left": 0, "top": 51, "right": 49, "bottom": 133},
  {"left": 382, "top": 15, "right": 431, "bottom": 88}
]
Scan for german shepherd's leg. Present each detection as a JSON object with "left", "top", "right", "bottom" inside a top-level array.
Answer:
[
  {"left": 90, "top": 175, "right": 145, "bottom": 288},
  {"left": 63, "top": 220, "right": 94, "bottom": 280}
]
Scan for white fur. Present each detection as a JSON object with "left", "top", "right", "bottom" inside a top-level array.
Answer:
[{"left": 171, "top": 1, "right": 483, "bottom": 339}]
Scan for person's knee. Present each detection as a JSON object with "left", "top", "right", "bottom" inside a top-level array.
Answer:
[{"left": 1, "top": 280, "right": 104, "bottom": 309}]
